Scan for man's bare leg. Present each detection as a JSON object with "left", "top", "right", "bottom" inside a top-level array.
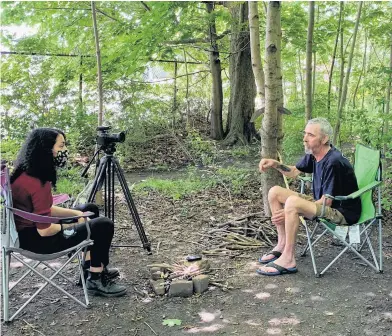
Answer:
[
  {"left": 259, "top": 195, "right": 318, "bottom": 273},
  {"left": 259, "top": 186, "right": 299, "bottom": 263}
]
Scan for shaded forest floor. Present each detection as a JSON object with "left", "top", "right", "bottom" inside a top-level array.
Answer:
[{"left": 2, "top": 141, "right": 392, "bottom": 336}]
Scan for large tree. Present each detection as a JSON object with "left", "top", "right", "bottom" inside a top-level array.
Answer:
[
  {"left": 260, "top": 1, "right": 284, "bottom": 216},
  {"left": 224, "top": 2, "right": 257, "bottom": 145}
]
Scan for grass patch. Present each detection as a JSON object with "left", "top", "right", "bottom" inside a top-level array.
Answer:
[{"left": 133, "top": 166, "right": 256, "bottom": 200}]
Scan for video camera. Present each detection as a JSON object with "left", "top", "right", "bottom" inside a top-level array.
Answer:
[{"left": 96, "top": 126, "right": 125, "bottom": 147}]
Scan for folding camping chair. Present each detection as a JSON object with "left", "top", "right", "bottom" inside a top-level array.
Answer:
[
  {"left": 1, "top": 167, "right": 94, "bottom": 322},
  {"left": 301, "top": 144, "right": 383, "bottom": 277}
]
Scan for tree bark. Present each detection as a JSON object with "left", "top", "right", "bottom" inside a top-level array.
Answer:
[
  {"left": 305, "top": 1, "right": 315, "bottom": 122},
  {"left": 333, "top": 1, "right": 363, "bottom": 145},
  {"left": 91, "top": 1, "right": 103, "bottom": 126},
  {"left": 249, "top": 1, "right": 266, "bottom": 108},
  {"left": 337, "top": 2, "right": 345, "bottom": 117},
  {"left": 173, "top": 60, "right": 178, "bottom": 125},
  {"left": 79, "top": 56, "right": 83, "bottom": 111},
  {"left": 352, "top": 32, "right": 367, "bottom": 109},
  {"left": 224, "top": 2, "right": 256, "bottom": 145},
  {"left": 327, "top": 1, "right": 343, "bottom": 117},
  {"left": 298, "top": 53, "right": 304, "bottom": 104},
  {"left": 183, "top": 49, "right": 190, "bottom": 124},
  {"left": 206, "top": 1, "right": 224, "bottom": 140},
  {"left": 261, "top": 1, "right": 283, "bottom": 216}
]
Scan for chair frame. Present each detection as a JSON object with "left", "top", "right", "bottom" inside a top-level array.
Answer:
[
  {"left": 300, "top": 144, "right": 383, "bottom": 277},
  {"left": 1, "top": 167, "right": 94, "bottom": 322}
]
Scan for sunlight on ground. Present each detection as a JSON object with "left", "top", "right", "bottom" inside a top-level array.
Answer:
[
  {"left": 10, "top": 261, "right": 23, "bottom": 268},
  {"left": 245, "top": 319, "right": 261, "bottom": 326},
  {"left": 365, "top": 292, "right": 376, "bottom": 297},
  {"left": 255, "top": 292, "right": 271, "bottom": 299},
  {"left": 310, "top": 295, "right": 324, "bottom": 301},
  {"left": 241, "top": 289, "right": 254, "bottom": 293},
  {"left": 185, "top": 324, "right": 225, "bottom": 333},
  {"left": 198, "top": 309, "right": 221, "bottom": 323},
  {"left": 389, "top": 292, "right": 392, "bottom": 298},
  {"left": 48, "top": 262, "right": 63, "bottom": 268},
  {"left": 265, "top": 283, "right": 278, "bottom": 289},
  {"left": 268, "top": 316, "right": 300, "bottom": 327},
  {"left": 324, "top": 311, "right": 334, "bottom": 316},
  {"left": 381, "top": 312, "right": 392, "bottom": 321},
  {"left": 266, "top": 328, "right": 282, "bottom": 335},
  {"left": 185, "top": 310, "right": 225, "bottom": 334},
  {"left": 285, "top": 287, "right": 300, "bottom": 293}
]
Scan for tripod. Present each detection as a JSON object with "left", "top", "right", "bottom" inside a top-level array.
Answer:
[{"left": 82, "top": 143, "right": 151, "bottom": 252}]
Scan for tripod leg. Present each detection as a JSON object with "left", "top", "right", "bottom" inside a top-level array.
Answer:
[
  {"left": 112, "top": 157, "right": 151, "bottom": 252},
  {"left": 87, "top": 156, "right": 108, "bottom": 204}
]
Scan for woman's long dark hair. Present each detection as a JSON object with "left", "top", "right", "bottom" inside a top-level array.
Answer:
[{"left": 11, "top": 128, "right": 66, "bottom": 186}]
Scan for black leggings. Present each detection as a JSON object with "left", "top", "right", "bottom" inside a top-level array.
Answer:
[{"left": 18, "top": 204, "right": 114, "bottom": 268}]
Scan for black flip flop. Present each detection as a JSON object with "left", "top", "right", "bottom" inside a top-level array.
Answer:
[
  {"left": 256, "top": 262, "right": 298, "bottom": 276},
  {"left": 258, "top": 250, "right": 282, "bottom": 264}
]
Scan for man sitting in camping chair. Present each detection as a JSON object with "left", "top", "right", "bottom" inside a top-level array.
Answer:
[{"left": 256, "top": 117, "right": 361, "bottom": 276}]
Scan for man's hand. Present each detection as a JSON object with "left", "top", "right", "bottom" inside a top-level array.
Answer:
[
  {"left": 271, "top": 209, "right": 285, "bottom": 226},
  {"left": 259, "top": 159, "right": 277, "bottom": 172}
]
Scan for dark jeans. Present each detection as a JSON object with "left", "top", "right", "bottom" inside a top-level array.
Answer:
[{"left": 18, "top": 204, "right": 114, "bottom": 268}]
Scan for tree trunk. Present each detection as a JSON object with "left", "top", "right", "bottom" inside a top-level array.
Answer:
[
  {"left": 249, "top": 1, "right": 266, "bottom": 107},
  {"left": 337, "top": 2, "right": 345, "bottom": 117},
  {"left": 305, "top": 1, "right": 315, "bottom": 122},
  {"left": 327, "top": 2, "right": 343, "bottom": 117},
  {"left": 91, "top": 1, "right": 103, "bottom": 126},
  {"left": 79, "top": 56, "right": 83, "bottom": 111},
  {"left": 224, "top": 2, "right": 256, "bottom": 145},
  {"left": 333, "top": 1, "right": 363, "bottom": 145},
  {"left": 173, "top": 60, "right": 178, "bottom": 125},
  {"left": 352, "top": 32, "right": 367, "bottom": 109},
  {"left": 384, "top": 33, "right": 392, "bottom": 155},
  {"left": 206, "top": 2, "right": 224, "bottom": 140},
  {"left": 261, "top": 1, "right": 283, "bottom": 216},
  {"left": 298, "top": 53, "right": 304, "bottom": 104},
  {"left": 183, "top": 49, "right": 190, "bottom": 124}
]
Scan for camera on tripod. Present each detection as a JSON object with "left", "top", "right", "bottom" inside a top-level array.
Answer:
[{"left": 96, "top": 126, "right": 126, "bottom": 146}]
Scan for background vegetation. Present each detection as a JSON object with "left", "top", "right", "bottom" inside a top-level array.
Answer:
[{"left": 1, "top": 1, "right": 391, "bottom": 208}]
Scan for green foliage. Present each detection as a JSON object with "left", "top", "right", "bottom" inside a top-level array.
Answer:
[
  {"left": 185, "top": 129, "right": 217, "bottom": 166},
  {"left": 0, "top": 139, "right": 21, "bottom": 163},
  {"left": 55, "top": 166, "right": 85, "bottom": 197}
]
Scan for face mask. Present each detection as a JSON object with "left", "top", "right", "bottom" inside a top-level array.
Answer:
[{"left": 54, "top": 150, "right": 68, "bottom": 168}]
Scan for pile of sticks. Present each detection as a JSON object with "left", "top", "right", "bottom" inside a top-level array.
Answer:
[{"left": 201, "top": 212, "right": 277, "bottom": 256}]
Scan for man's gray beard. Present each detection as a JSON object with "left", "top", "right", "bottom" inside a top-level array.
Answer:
[{"left": 305, "top": 147, "right": 313, "bottom": 155}]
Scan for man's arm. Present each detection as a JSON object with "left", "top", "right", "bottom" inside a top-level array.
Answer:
[{"left": 259, "top": 159, "right": 302, "bottom": 178}]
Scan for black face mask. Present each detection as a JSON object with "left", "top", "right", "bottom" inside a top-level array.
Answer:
[{"left": 54, "top": 150, "right": 68, "bottom": 168}]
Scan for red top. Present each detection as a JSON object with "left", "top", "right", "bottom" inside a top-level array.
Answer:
[{"left": 11, "top": 172, "right": 53, "bottom": 231}]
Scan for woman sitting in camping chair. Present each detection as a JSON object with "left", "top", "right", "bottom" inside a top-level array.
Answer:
[{"left": 11, "top": 127, "right": 127, "bottom": 297}]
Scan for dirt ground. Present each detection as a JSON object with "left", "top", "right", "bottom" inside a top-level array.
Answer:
[{"left": 2, "top": 180, "right": 392, "bottom": 336}]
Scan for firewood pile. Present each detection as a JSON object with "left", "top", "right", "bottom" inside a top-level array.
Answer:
[{"left": 201, "top": 212, "right": 277, "bottom": 256}]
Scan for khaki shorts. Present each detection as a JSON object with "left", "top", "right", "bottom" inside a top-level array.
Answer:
[{"left": 298, "top": 194, "right": 348, "bottom": 225}]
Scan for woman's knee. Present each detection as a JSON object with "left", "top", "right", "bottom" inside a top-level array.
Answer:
[
  {"left": 75, "top": 203, "right": 100, "bottom": 218},
  {"left": 90, "top": 217, "right": 114, "bottom": 235}
]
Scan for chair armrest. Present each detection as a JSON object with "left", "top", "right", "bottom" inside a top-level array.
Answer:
[
  {"left": 298, "top": 176, "right": 313, "bottom": 183},
  {"left": 6, "top": 206, "right": 94, "bottom": 224},
  {"left": 324, "top": 180, "right": 382, "bottom": 201}
]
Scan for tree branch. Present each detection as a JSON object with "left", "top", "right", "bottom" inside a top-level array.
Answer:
[
  {"left": 140, "top": 1, "right": 151, "bottom": 11},
  {"left": 0, "top": 51, "right": 92, "bottom": 57}
]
